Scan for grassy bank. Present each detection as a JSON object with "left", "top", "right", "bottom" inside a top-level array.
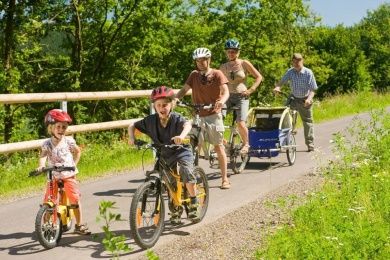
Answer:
[
  {"left": 0, "top": 91, "right": 389, "bottom": 200},
  {"left": 256, "top": 110, "right": 390, "bottom": 258}
]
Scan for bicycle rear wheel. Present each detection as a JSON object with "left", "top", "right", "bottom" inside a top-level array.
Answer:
[
  {"left": 35, "top": 204, "right": 62, "bottom": 249},
  {"left": 230, "top": 133, "right": 249, "bottom": 174},
  {"left": 286, "top": 133, "right": 297, "bottom": 165},
  {"left": 129, "top": 181, "right": 165, "bottom": 249}
]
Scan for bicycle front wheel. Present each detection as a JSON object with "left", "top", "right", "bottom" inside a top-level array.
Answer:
[
  {"left": 230, "top": 133, "right": 249, "bottom": 174},
  {"left": 35, "top": 204, "right": 62, "bottom": 249},
  {"left": 129, "top": 181, "right": 165, "bottom": 249}
]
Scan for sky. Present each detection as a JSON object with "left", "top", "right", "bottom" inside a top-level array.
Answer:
[{"left": 308, "top": 0, "right": 389, "bottom": 26}]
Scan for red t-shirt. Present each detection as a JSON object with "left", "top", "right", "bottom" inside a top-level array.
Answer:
[{"left": 185, "top": 69, "right": 228, "bottom": 117}]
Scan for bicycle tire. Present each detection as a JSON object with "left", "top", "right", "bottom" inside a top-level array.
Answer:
[
  {"left": 35, "top": 204, "right": 62, "bottom": 249},
  {"left": 185, "top": 166, "right": 209, "bottom": 223},
  {"left": 230, "top": 133, "right": 249, "bottom": 174},
  {"left": 190, "top": 135, "right": 200, "bottom": 166},
  {"left": 286, "top": 134, "right": 297, "bottom": 165},
  {"left": 129, "top": 181, "right": 165, "bottom": 249}
]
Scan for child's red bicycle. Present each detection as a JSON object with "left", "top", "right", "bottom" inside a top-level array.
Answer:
[{"left": 29, "top": 165, "right": 77, "bottom": 249}]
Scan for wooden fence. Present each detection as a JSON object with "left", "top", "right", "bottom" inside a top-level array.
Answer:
[{"left": 0, "top": 90, "right": 185, "bottom": 154}]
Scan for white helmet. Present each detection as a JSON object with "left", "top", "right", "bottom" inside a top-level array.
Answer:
[{"left": 192, "top": 47, "right": 212, "bottom": 60}]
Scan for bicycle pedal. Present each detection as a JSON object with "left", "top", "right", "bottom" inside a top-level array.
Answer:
[{"left": 170, "top": 219, "right": 183, "bottom": 225}]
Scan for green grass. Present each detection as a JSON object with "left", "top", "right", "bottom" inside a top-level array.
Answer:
[
  {"left": 314, "top": 91, "right": 390, "bottom": 122},
  {"left": 0, "top": 139, "right": 153, "bottom": 199},
  {"left": 255, "top": 110, "right": 390, "bottom": 258},
  {"left": 0, "top": 91, "right": 389, "bottom": 200}
]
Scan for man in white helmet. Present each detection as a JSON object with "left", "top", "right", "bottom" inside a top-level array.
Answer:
[{"left": 176, "top": 47, "right": 231, "bottom": 189}]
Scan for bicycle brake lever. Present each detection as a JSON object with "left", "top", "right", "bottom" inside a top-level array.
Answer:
[
  {"left": 28, "top": 169, "right": 41, "bottom": 177},
  {"left": 134, "top": 139, "right": 148, "bottom": 147}
]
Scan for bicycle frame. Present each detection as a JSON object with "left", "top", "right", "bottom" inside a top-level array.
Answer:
[
  {"left": 141, "top": 143, "right": 205, "bottom": 207},
  {"left": 177, "top": 102, "right": 214, "bottom": 164}
]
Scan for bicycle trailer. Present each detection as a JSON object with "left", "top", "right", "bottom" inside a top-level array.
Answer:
[{"left": 246, "top": 106, "right": 296, "bottom": 165}]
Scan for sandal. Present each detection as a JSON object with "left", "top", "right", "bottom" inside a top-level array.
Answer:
[
  {"left": 74, "top": 223, "right": 91, "bottom": 235},
  {"left": 240, "top": 144, "right": 250, "bottom": 154},
  {"left": 220, "top": 181, "right": 231, "bottom": 189}
]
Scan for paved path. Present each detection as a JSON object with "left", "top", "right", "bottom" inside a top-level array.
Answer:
[{"left": 0, "top": 111, "right": 378, "bottom": 259}]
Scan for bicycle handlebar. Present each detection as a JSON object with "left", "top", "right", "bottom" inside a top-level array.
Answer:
[
  {"left": 273, "top": 90, "right": 299, "bottom": 106},
  {"left": 29, "top": 166, "right": 76, "bottom": 177},
  {"left": 134, "top": 139, "right": 190, "bottom": 150},
  {"left": 176, "top": 101, "right": 214, "bottom": 112}
]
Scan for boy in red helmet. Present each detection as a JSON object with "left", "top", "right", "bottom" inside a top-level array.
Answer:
[
  {"left": 128, "top": 86, "right": 200, "bottom": 223},
  {"left": 37, "top": 109, "right": 91, "bottom": 235}
]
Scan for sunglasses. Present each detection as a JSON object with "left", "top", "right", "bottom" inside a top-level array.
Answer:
[
  {"left": 292, "top": 58, "right": 302, "bottom": 62},
  {"left": 200, "top": 74, "right": 208, "bottom": 85},
  {"left": 230, "top": 71, "right": 235, "bottom": 80},
  {"left": 227, "top": 49, "right": 238, "bottom": 54}
]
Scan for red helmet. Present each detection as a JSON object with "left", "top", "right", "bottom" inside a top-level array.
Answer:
[
  {"left": 44, "top": 109, "right": 72, "bottom": 125},
  {"left": 150, "top": 86, "right": 175, "bottom": 102}
]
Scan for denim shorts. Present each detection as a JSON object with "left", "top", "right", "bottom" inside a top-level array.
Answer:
[{"left": 225, "top": 93, "right": 249, "bottom": 122}]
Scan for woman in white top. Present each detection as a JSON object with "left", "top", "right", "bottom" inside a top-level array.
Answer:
[{"left": 219, "top": 39, "right": 263, "bottom": 154}]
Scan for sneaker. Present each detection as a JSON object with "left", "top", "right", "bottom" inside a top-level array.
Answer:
[
  {"left": 307, "top": 146, "right": 315, "bottom": 152},
  {"left": 187, "top": 203, "right": 200, "bottom": 220},
  {"left": 74, "top": 223, "right": 91, "bottom": 235},
  {"left": 170, "top": 216, "right": 182, "bottom": 225},
  {"left": 169, "top": 211, "right": 182, "bottom": 225}
]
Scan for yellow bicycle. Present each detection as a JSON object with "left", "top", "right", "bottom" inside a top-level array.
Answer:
[{"left": 129, "top": 140, "right": 209, "bottom": 249}]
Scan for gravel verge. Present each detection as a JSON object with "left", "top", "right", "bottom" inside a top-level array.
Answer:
[{"left": 138, "top": 173, "right": 324, "bottom": 260}]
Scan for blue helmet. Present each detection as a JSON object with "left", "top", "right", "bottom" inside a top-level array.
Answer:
[{"left": 225, "top": 39, "right": 240, "bottom": 50}]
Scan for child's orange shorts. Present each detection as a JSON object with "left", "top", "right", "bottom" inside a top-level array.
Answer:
[{"left": 43, "top": 177, "right": 81, "bottom": 204}]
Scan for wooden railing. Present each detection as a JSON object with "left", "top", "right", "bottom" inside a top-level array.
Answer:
[{"left": 0, "top": 90, "right": 186, "bottom": 154}]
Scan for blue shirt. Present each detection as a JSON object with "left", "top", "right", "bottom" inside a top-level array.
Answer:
[
  {"left": 280, "top": 67, "right": 318, "bottom": 98},
  {"left": 134, "top": 112, "right": 193, "bottom": 165}
]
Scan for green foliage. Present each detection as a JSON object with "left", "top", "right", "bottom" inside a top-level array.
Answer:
[
  {"left": 309, "top": 26, "right": 373, "bottom": 97},
  {"left": 1, "top": 0, "right": 390, "bottom": 144},
  {"left": 96, "top": 200, "right": 132, "bottom": 258},
  {"left": 146, "top": 249, "right": 160, "bottom": 260},
  {"left": 358, "top": 3, "right": 390, "bottom": 92},
  {"left": 0, "top": 139, "right": 153, "bottom": 198},
  {"left": 256, "top": 110, "right": 390, "bottom": 259}
]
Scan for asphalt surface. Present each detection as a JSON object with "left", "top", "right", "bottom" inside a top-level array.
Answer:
[{"left": 0, "top": 111, "right": 378, "bottom": 259}]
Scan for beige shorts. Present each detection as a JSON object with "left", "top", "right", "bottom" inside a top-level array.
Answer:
[{"left": 199, "top": 113, "right": 225, "bottom": 146}]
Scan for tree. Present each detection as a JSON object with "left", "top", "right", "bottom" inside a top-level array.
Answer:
[{"left": 358, "top": 3, "right": 390, "bottom": 92}]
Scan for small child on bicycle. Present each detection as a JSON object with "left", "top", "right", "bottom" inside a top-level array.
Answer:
[
  {"left": 128, "top": 86, "right": 200, "bottom": 223},
  {"left": 37, "top": 109, "right": 91, "bottom": 235}
]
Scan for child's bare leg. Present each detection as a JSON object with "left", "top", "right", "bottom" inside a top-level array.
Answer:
[
  {"left": 73, "top": 202, "right": 82, "bottom": 224},
  {"left": 185, "top": 183, "right": 197, "bottom": 197}
]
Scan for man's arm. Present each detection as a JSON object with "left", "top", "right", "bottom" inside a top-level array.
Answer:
[
  {"left": 273, "top": 70, "right": 289, "bottom": 93},
  {"left": 304, "top": 71, "right": 317, "bottom": 107},
  {"left": 175, "top": 84, "right": 191, "bottom": 100},
  {"left": 215, "top": 83, "right": 229, "bottom": 110}
]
